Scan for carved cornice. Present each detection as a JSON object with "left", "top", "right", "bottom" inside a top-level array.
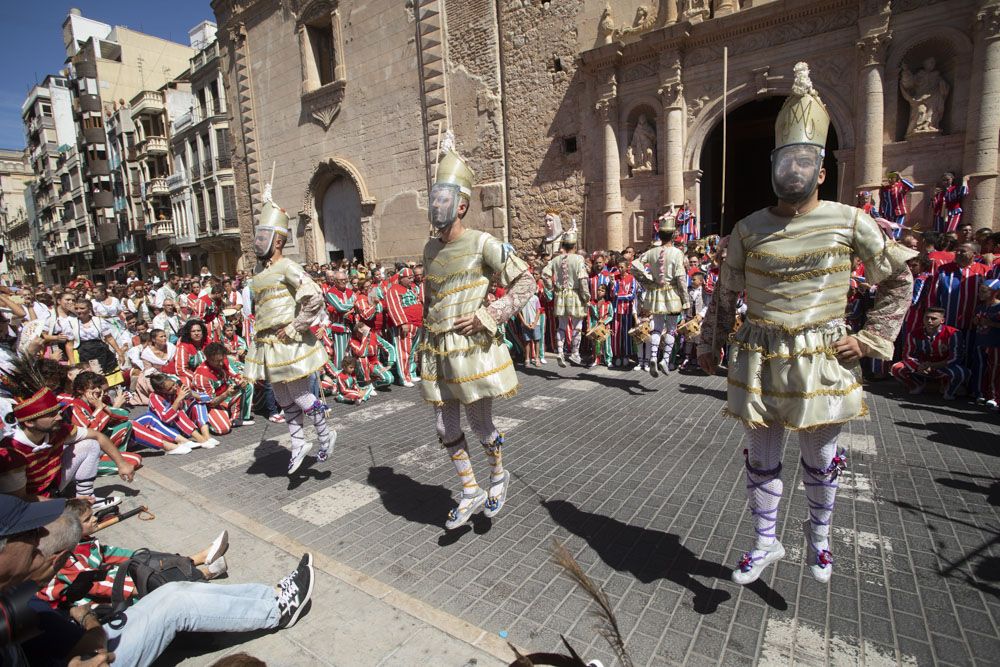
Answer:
[
  {"left": 212, "top": 0, "right": 279, "bottom": 30},
  {"left": 857, "top": 32, "right": 891, "bottom": 67},
  {"left": 301, "top": 79, "right": 346, "bottom": 130}
]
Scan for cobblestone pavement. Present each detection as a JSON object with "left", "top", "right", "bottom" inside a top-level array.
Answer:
[{"left": 131, "top": 363, "right": 1000, "bottom": 666}]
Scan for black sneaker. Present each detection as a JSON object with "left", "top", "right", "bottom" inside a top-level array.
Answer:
[{"left": 276, "top": 553, "right": 314, "bottom": 629}]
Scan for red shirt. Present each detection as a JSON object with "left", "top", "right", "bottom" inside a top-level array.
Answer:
[
  {"left": 4, "top": 424, "right": 86, "bottom": 497},
  {"left": 191, "top": 361, "right": 235, "bottom": 399}
]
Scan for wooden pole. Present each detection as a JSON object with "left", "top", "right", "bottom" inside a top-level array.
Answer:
[{"left": 720, "top": 47, "right": 728, "bottom": 233}]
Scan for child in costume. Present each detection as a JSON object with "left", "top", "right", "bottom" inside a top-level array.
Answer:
[
  {"left": 334, "top": 356, "right": 375, "bottom": 404},
  {"left": 587, "top": 289, "right": 613, "bottom": 367}
]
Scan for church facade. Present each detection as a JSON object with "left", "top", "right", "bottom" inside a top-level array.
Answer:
[{"left": 210, "top": 0, "right": 999, "bottom": 264}]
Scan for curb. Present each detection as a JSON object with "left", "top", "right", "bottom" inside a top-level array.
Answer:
[{"left": 138, "top": 466, "right": 517, "bottom": 664}]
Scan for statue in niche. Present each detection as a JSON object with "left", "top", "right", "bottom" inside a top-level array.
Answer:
[
  {"left": 900, "top": 57, "right": 950, "bottom": 137},
  {"left": 614, "top": 5, "right": 658, "bottom": 40},
  {"left": 627, "top": 114, "right": 657, "bottom": 174},
  {"left": 598, "top": 4, "right": 615, "bottom": 45}
]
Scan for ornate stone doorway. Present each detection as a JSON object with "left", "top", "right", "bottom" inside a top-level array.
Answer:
[
  {"left": 320, "top": 174, "right": 363, "bottom": 262},
  {"left": 302, "top": 158, "right": 376, "bottom": 263},
  {"left": 698, "top": 97, "right": 839, "bottom": 235}
]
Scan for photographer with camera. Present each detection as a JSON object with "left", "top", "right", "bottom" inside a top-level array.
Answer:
[{"left": 0, "top": 494, "right": 113, "bottom": 666}]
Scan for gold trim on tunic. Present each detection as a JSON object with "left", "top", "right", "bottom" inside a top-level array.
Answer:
[
  {"left": 422, "top": 358, "right": 514, "bottom": 384},
  {"left": 745, "top": 247, "right": 852, "bottom": 262},
  {"left": 431, "top": 278, "right": 490, "bottom": 299},
  {"left": 731, "top": 339, "right": 839, "bottom": 360},
  {"left": 721, "top": 403, "right": 869, "bottom": 431},
  {"left": 746, "top": 294, "right": 846, "bottom": 315},
  {"left": 745, "top": 263, "right": 851, "bottom": 282},
  {"left": 728, "top": 377, "right": 861, "bottom": 398}
]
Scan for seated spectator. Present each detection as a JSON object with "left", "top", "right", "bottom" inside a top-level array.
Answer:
[
  {"left": 69, "top": 371, "right": 192, "bottom": 457},
  {"left": 333, "top": 356, "right": 375, "bottom": 404},
  {"left": 140, "top": 374, "right": 219, "bottom": 449},
  {"left": 891, "top": 308, "right": 970, "bottom": 400},
  {"left": 0, "top": 356, "right": 135, "bottom": 508},
  {"left": 166, "top": 319, "right": 209, "bottom": 386},
  {"left": 190, "top": 343, "right": 255, "bottom": 434},
  {"left": 17, "top": 499, "right": 314, "bottom": 667},
  {"left": 36, "top": 499, "right": 229, "bottom": 610},
  {"left": 348, "top": 321, "right": 394, "bottom": 388}
]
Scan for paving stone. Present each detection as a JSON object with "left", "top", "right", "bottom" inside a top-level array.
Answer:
[{"left": 131, "top": 370, "right": 1000, "bottom": 666}]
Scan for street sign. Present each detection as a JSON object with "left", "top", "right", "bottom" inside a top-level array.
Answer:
[{"left": 159, "top": 261, "right": 169, "bottom": 272}]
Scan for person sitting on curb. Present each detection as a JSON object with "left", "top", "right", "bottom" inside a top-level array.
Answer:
[
  {"left": 36, "top": 499, "right": 230, "bottom": 609},
  {"left": 15, "top": 498, "right": 315, "bottom": 667}
]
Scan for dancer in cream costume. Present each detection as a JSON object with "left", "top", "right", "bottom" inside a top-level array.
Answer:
[
  {"left": 246, "top": 181, "right": 336, "bottom": 474},
  {"left": 632, "top": 209, "right": 690, "bottom": 376},
  {"left": 542, "top": 225, "right": 590, "bottom": 367},
  {"left": 698, "top": 63, "right": 915, "bottom": 585},
  {"left": 419, "top": 134, "right": 535, "bottom": 529}
]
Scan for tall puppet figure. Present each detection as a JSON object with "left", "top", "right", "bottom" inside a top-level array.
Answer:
[
  {"left": 698, "top": 63, "right": 915, "bottom": 585},
  {"left": 245, "top": 178, "right": 337, "bottom": 474},
  {"left": 420, "top": 134, "right": 535, "bottom": 529},
  {"left": 633, "top": 210, "right": 690, "bottom": 377}
]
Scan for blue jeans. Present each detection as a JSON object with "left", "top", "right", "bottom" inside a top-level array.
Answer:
[
  {"left": 104, "top": 581, "right": 279, "bottom": 667},
  {"left": 260, "top": 380, "right": 279, "bottom": 417}
]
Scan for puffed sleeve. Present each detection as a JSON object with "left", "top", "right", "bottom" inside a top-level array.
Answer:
[
  {"left": 480, "top": 234, "right": 534, "bottom": 329},
  {"left": 851, "top": 210, "right": 918, "bottom": 359},
  {"left": 283, "top": 261, "right": 326, "bottom": 333},
  {"left": 719, "top": 224, "right": 746, "bottom": 293}
]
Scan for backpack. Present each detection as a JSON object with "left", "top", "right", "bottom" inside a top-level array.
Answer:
[{"left": 102, "top": 549, "right": 205, "bottom": 622}]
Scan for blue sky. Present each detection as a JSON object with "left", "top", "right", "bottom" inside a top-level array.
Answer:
[{"left": 0, "top": 2, "right": 215, "bottom": 149}]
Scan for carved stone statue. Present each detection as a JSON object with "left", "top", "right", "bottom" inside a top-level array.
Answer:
[
  {"left": 614, "top": 5, "right": 658, "bottom": 40},
  {"left": 598, "top": 4, "right": 615, "bottom": 45},
  {"left": 627, "top": 114, "right": 657, "bottom": 173},
  {"left": 900, "top": 57, "right": 950, "bottom": 137},
  {"left": 681, "top": 0, "right": 710, "bottom": 23}
]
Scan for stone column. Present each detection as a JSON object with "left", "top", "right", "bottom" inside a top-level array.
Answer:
[
  {"left": 659, "top": 80, "right": 685, "bottom": 206},
  {"left": 854, "top": 33, "right": 890, "bottom": 191},
  {"left": 596, "top": 94, "right": 623, "bottom": 250},
  {"left": 332, "top": 9, "right": 347, "bottom": 82},
  {"left": 963, "top": 3, "right": 1000, "bottom": 229},
  {"left": 297, "top": 24, "right": 319, "bottom": 93}
]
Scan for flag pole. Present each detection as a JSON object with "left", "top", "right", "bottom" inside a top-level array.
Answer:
[{"left": 720, "top": 47, "right": 728, "bottom": 233}]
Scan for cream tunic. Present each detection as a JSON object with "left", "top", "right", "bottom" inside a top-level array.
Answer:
[
  {"left": 632, "top": 245, "right": 689, "bottom": 315},
  {"left": 245, "top": 258, "right": 328, "bottom": 384},
  {"left": 419, "top": 229, "right": 528, "bottom": 405},
  {"left": 541, "top": 253, "right": 589, "bottom": 318},
  {"left": 715, "top": 201, "right": 915, "bottom": 429}
]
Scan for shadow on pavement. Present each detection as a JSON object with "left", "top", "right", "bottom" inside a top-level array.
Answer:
[
  {"left": 366, "top": 465, "right": 452, "bottom": 530},
  {"left": 245, "top": 441, "right": 331, "bottom": 491},
  {"left": 935, "top": 474, "right": 1000, "bottom": 507},
  {"left": 518, "top": 366, "right": 565, "bottom": 381},
  {"left": 577, "top": 374, "right": 657, "bottom": 395},
  {"left": 541, "top": 499, "right": 740, "bottom": 614},
  {"left": 678, "top": 383, "right": 727, "bottom": 402},
  {"left": 894, "top": 421, "right": 999, "bottom": 457}
]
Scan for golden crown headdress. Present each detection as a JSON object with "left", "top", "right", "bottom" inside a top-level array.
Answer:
[{"left": 774, "top": 62, "right": 830, "bottom": 153}]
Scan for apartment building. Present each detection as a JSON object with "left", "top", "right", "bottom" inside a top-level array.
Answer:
[
  {"left": 55, "top": 9, "right": 192, "bottom": 277},
  {"left": 166, "top": 21, "right": 241, "bottom": 277},
  {"left": 0, "top": 150, "right": 36, "bottom": 283}
]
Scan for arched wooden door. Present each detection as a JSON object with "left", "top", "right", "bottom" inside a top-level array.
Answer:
[{"left": 320, "top": 175, "right": 364, "bottom": 262}]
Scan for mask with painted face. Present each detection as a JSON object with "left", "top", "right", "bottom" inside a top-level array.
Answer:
[
  {"left": 429, "top": 183, "right": 462, "bottom": 230},
  {"left": 254, "top": 228, "right": 278, "bottom": 260},
  {"left": 770, "top": 144, "right": 823, "bottom": 204}
]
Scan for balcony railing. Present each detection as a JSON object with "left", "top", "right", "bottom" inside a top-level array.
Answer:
[
  {"left": 190, "top": 163, "right": 201, "bottom": 180},
  {"left": 130, "top": 91, "right": 164, "bottom": 116},
  {"left": 139, "top": 136, "right": 169, "bottom": 157},
  {"left": 147, "top": 178, "right": 168, "bottom": 196},
  {"left": 216, "top": 154, "right": 232, "bottom": 170},
  {"left": 147, "top": 218, "right": 175, "bottom": 239},
  {"left": 202, "top": 159, "right": 214, "bottom": 176}
]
